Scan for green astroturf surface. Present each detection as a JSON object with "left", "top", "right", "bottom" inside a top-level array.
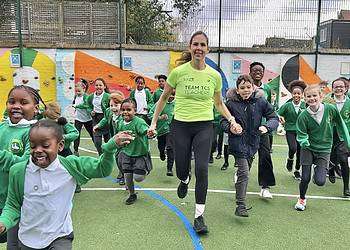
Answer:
[{"left": 1, "top": 132, "right": 350, "bottom": 250}]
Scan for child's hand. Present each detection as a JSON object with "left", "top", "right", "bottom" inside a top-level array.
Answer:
[
  {"left": 230, "top": 123, "right": 243, "bottom": 134},
  {"left": 93, "top": 125, "right": 99, "bottom": 133},
  {"left": 160, "top": 114, "right": 168, "bottom": 120},
  {"left": 114, "top": 131, "right": 134, "bottom": 146},
  {"left": 279, "top": 117, "right": 285, "bottom": 125},
  {"left": 91, "top": 111, "right": 95, "bottom": 117},
  {"left": 0, "top": 222, "right": 5, "bottom": 234},
  {"left": 259, "top": 126, "right": 268, "bottom": 134},
  {"left": 147, "top": 124, "right": 157, "bottom": 138}
]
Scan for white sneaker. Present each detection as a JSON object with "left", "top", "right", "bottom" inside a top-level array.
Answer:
[
  {"left": 295, "top": 198, "right": 307, "bottom": 211},
  {"left": 260, "top": 188, "right": 273, "bottom": 199}
]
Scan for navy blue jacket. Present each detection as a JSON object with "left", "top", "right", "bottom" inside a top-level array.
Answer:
[{"left": 221, "top": 90, "right": 279, "bottom": 158}]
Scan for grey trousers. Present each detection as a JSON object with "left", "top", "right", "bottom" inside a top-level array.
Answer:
[
  {"left": 18, "top": 232, "right": 73, "bottom": 250},
  {"left": 6, "top": 222, "right": 19, "bottom": 250},
  {"left": 234, "top": 157, "right": 253, "bottom": 206}
]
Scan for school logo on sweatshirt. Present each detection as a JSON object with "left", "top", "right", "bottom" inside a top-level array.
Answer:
[{"left": 9, "top": 139, "right": 23, "bottom": 155}]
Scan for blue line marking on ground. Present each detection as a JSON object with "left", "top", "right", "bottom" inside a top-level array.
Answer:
[{"left": 103, "top": 177, "right": 203, "bottom": 250}]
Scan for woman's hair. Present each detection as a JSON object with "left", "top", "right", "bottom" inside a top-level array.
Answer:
[
  {"left": 7, "top": 85, "right": 46, "bottom": 108},
  {"left": 43, "top": 102, "right": 61, "bottom": 120},
  {"left": 121, "top": 98, "right": 137, "bottom": 110},
  {"left": 288, "top": 80, "right": 307, "bottom": 92},
  {"left": 189, "top": 31, "right": 209, "bottom": 45},
  {"left": 110, "top": 91, "right": 125, "bottom": 104},
  {"left": 175, "top": 51, "right": 192, "bottom": 66},
  {"left": 94, "top": 78, "right": 110, "bottom": 93},
  {"left": 30, "top": 119, "right": 64, "bottom": 142},
  {"left": 236, "top": 74, "right": 254, "bottom": 87}
]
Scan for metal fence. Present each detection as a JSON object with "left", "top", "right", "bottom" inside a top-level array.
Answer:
[{"left": 0, "top": 0, "right": 349, "bottom": 49}]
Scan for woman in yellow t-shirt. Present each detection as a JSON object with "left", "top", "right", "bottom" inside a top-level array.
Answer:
[{"left": 148, "top": 31, "right": 241, "bottom": 234}]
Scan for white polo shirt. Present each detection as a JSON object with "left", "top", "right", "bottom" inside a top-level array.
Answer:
[{"left": 19, "top": 157, "right": 76, "bottom": 249}]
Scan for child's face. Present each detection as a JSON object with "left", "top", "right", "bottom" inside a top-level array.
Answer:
[
  {"left": 7, "top": 88, "right": 38, "bottom": 124},
  {"left": 110, "top": 100, "right": 121, "bottom": 114},
  {"left": 158, "top": 78, "right": 166, "bottom": 89},
  {"left": 75, "top": 83, "right": 84, "bottom": 96},
  {"left": 136, "top": 79, "right": 145, "bottom": 91},
  {"left": 29, "top": 127, "right": 64, "bottom": 168},
  {"left": 304, "top": 89, "right": 321, "bottom": 109},
  {"left": 95, "top": 80, "right": 106, "bottom": 95},
  {"left": 121, "top": 102, "right": 136, "bottom": 122},
  {"left": 292, "top": 88, "right": 303, "bottom": 104},
  {"left": 236, "top": 81, "right": 254, "bottom": 100},
  {"left": 250, "top": 65, "right": 264, "bottom": 83},
  {"left": 332, "top": 80, "right": 346, "bottom": 98}
]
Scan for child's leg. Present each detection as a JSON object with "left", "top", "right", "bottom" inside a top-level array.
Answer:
[
  {"left": 217, "top": 130, "right": 224, "bottom": 156},
  {"left": 224, "top": 145, "right": 229, "bottom": 164},
  {"left": 6, "top": 223, "right": 19, "bottom": 250},
  {"left": 299, "top": 148, "right": 314, "bottom": 199},
  {"left": 73, "top": 120, "right": 83, "bottom": 152},
  {"left": 134, "top": 169, "right": 146, "bottom": 182},
  {"left": 335, "top": 143, "right": 349, "bottom": 193},
  {"left": 115, "top": 152, "right": 124, "bottom": 179},
  {"left": 313, "top": 153, "right": 330, "bottom": 186},
  {"left": 124, "top": 172, "right": 135, "bottom": 194},
  {"left": 295, "top": 140, "right": 301, "bottom": 171},
  {"left": 157, "top": 134, "right": 167, "bottom": 160},
  {"left": 84, "top": 120, "right": 95, "bottom": 141},
  {"left": 258, "top": 133, "right": 275, "bottom": 188},
  {"left": 234, "top": 157, "right": 250, "bottom": 207},
  {"left": 285, "top": 131, "right": 297, "bottom": 171},
  {"left": 165, "top": 132, "right": 174, "bottom": 173}
]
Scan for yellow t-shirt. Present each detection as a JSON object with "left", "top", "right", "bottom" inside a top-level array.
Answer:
[{"left": 167, "top": 62, "right": 222, "bottom": 122}]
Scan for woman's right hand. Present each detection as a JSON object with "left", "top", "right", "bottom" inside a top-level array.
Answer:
[
  {"left": 0, "top": 222, "right": 5, "bottom": 234},
  {"left": 147, "top": 124, "right": 157, "bottom": 138}
]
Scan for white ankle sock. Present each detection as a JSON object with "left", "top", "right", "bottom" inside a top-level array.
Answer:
[
  {"left": 195, "top": 204, "right": 205, "bottom": 218},
  {"left": 182, "top": 176, "right": 190, "bottom": 184}
]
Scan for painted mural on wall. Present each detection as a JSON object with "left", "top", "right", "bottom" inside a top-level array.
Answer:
[
  {"left": 0, "top": 48, "right": 56, "bottom": 119},
  {"left": 56, "top": 50, "right": 159, "bottom": 121}
]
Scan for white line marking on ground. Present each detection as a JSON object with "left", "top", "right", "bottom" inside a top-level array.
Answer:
[{"left": 81, "top": 187, "right": 350, "bottom": 201}]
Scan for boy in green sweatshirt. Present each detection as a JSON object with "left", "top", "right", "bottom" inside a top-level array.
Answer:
[
  {"left": 295, "top": 84, "right": 350, "bottom": 211},
  {"left": 0, "top": 119, "right": 133, "bottom": 249}
]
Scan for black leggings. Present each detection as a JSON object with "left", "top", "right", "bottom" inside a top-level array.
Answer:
[
  {"left": 172, "top": 120, "right": 213, "bottom": 204},
  {"left": 258, "top": 133, "right": 276, "bottom": 187},
  {"left": 92, "top": 113, "right": 110, "bottom": 155},
  {"left": 286, "top": 131, "right": 301, "bottom": 170},
  {"left": 73, "top": 120, "right": 94, "bottom": 152},
  {"left": 329, "top": 141, "right": 349, "bottom": 191}
]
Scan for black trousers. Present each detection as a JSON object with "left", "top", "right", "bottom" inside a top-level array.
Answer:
[
  {"left": 0, "top": 209, "right": 6, "bottom": 243},
  {"left": 171, "top": 120, "right": 213, "bottom": 204},
  {"left": 92, "top": 113, "right": 110, "bottom": 155},
  {"left": 158, "top": 133, "right": 175, "bottom": 170},
  {"left": 211, "top": 126, "right": 223, "bottom": 155},
  {"left": 286, "top": 131, "right": 301, "bottom": 170},
  {"left": 258, "top": 133, "right": 276, "bottom": 187},
  {"left": 329, "top": 141, "right": 350, "bottom": 191},
  {"left": 73, "top": 120, "right": 94, "bottom": 152}
]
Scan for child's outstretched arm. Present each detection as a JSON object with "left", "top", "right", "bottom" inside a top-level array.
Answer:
[
  {"left": 66, "top": 132, "right": 133, "bottom": 181},
  {"left": 0, "top": 165, "right": 23, "bottom": 233},
  {"left": 60, "top": 118, "right": 79, "bottom": 144},
  {"left": 0, "top": 149, "right": 28, "bottom": 172},
  {"left": 296, "top": 115, "right": 310, "bottom": 148},
  {"left": 262, "top": 100, "right": 279, "bottom": 132}
]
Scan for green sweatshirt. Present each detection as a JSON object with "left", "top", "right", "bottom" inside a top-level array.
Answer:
[
  {"left": 74, "top": 93, "right": 92, "bottom": 114},
  {"left": 116, "top": 116, "right": 149, "bottom": 157},
  {"left": 148, "top": 101, "right": 174, "bottom": 136},
  {"left": 130, "top": 89, "right": 154, "bottom": 112},
  {"left": 296, "top": 103, "right": 350, "bottom": 153},
  {"left": 278, "top": 101, "right": 306, "bottom": 131},
  {"left": 96, "top": 108, "right": 122, "bottom": 135},
  {"left": 0, "top": 138, "right": 118, "bottom": 231},
  {"left": 0, "top": 120, "right": 33, "bottom": 209},
  {"left": 63, "top": 122, "right": 79, "bottom": 149},
  {"left": 323, "top": 94, "right": 350, "bottom": 133},
  {"left": 85, "top": 92, "right": 110, "bottom": 114},
  {"left": 152, "top": 88, "right": 164, "bottom": 104}
]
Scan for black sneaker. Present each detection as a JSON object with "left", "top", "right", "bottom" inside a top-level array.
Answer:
[
  {"left": 125, "top": 194, "right": 137, "bottom": 205},
  {"left": 343, "top": 189, "right": 350, "bottom": 198},
  {"left": 329, "top": 174, "right": 336, "bottom": 184},
  {"left": 193, "top": 215, "right": 208, "bottom": 234},
  {"left": 286, "top": 158, "right": 293, "bottom": 172},
  {"left": 293, "top": 171, "right": 301, "bottom": 180},
  {"left": 215, "top": 154, "right": 222, "bottom": 160},
  {"left": 160, "top": 152, "right": 166, "bottom": 161},
  {"left": 209, "top": 155, "right": 214, "bottom": 164},
  {"left": 177, "top": 180, "right": 189, "bottom": 199},
  {"left": 119, "top": 178, "right": 125, "bottom": 186},
  {"left": 235, "top": 205, "right": 249, "bottom": 217},
  {"left": 221, "top": 162, "right": 229, "bottom": 171},
  {"left": 166, "top": 170, "right": 174, "bottom": 176}
]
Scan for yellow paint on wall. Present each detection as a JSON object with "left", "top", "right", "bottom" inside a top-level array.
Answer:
[
  {"left": 0, "top": 51, "right": 15, "bottom": 119},
  {"left": 169, "top": 51, "right": 183, "bottom": 72}
]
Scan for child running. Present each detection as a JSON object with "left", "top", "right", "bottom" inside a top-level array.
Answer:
[
  {"left": 0, "top": 119, "right": 133, "bottom": 249},
  {"left": 278, "top": 80, "right": 306, "bottom": 180},
  {"left": 0, "top": 85, "right": 44, "bottom": 247},
  {"left": 324, "top": 78, "right": 350, "bottom": 197},
  {"left": 148, "top": 90, "right": 175, "bottom": 176},
  {"left": 221, "top": 75, "right": 278, "bottom": 217},
  {"left": 295, "top": 84, "right": 350, "bottom": 211},
  {"left": 117, "top": 99, "right": 152, "bottom": 205},
  {"left": 94, "top": 91, "right": 125, "bottom": 185}
]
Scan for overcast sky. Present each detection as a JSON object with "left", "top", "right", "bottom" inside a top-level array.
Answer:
[{"left": 164, "top": 0, "right": 350, "bottom": 47}]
